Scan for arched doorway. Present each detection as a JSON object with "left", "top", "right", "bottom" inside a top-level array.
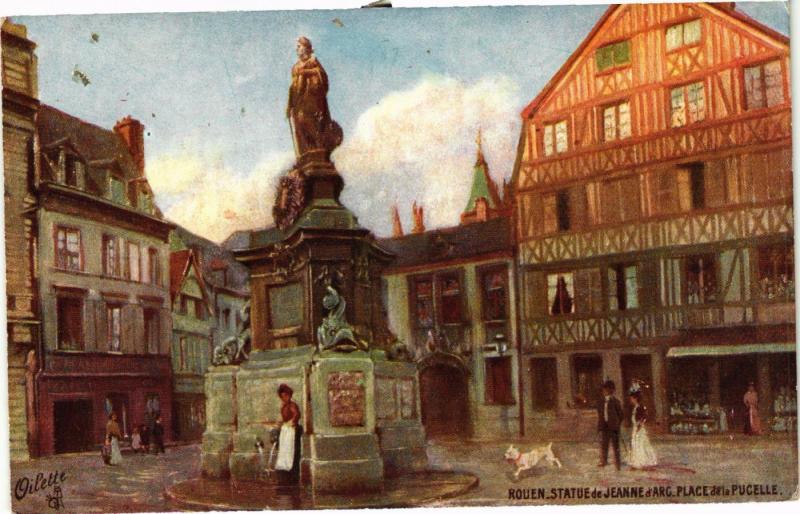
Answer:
[{"left": 419, "top": 358, "right": 469, "bottom": 437}]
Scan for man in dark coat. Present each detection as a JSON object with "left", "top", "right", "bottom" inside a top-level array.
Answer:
[
  {"left": 597, "top": 380, "right": 624, "bottom": 470},
  {"left": 152, "top": 415, "right": 165, "bottom": 454}
]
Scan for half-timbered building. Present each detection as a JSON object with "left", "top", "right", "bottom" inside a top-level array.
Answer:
[{"left": 513, "top": 3, "right": 794, "bottom": 436}]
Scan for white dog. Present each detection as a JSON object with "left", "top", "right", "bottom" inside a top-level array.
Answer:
[{"left": 504, "top": 443, "right": 562, "bottom": 479}]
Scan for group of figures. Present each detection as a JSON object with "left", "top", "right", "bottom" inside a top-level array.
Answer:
[
  {"left": 102, "top": 412, "right": 165, "bottom": 466},
  {"left": 597, "top": 380, "right": 658, "bottom": 471}
]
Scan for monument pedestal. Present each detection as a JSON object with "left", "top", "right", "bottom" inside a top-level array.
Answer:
[
  {"left": 201, "top": 365, "right": 238, "bottom": 478},
  {"left": 201, "top": 347, "right": 426, "bottom": 494},
  {"left": 202, "top": 40, "right": 427, "bottom": 494},
  {"left": 307, "top": 352, "right": 383, "bottom": 493}
]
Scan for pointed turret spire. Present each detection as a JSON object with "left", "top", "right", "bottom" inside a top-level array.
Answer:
[
  {"left": 411, "top": 201, "right": 425, "bottom": 234},
  {"left": 391, "top": 204, "right": 404, "bottom": 237},
  {"left": 462, "top": 128, "right": 501, "bottom": 222}
]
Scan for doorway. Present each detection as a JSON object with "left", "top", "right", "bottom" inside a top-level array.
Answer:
[
  {"left": 621, "top": 354, "right": 655, "bottom": 413},
  {"left": 719, "top": 356, "right": 758, "bottom": 431},
  {"left": 420, "top": 363, "right": 469, "bottom": 437},
  {"left": 105, "top": 393, "right": 130, "bottom": 437},
  {"left": 53, "top": 399, "right": 94, "bottom": 453}
]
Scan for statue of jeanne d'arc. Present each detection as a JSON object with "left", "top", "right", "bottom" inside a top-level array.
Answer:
[{"left": 286, "top": 36, "right": 343, "bottom": 162}]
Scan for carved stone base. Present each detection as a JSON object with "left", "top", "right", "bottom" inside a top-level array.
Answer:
[
  {"left": 202, "top": 346, "right": 428, "bottom": 495},
  {"left": 201, "top": 432, "right": 234, "bottom": 479},
  {"left": 377, "top": 425, "right": 428, "bottom": 477},
  {"left": 201, "top": 365, "right": 239, "bottom": 478},
  {"left": 308, "top": 433, "right": 384, "bottom": 493}
]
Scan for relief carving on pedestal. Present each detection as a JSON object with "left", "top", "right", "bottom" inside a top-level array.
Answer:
[{"left": 327, "top": 371, "right": 366, "bottom": 427}]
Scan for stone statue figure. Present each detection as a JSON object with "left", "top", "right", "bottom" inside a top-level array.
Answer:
[
  {"left": 287, "top": 37, "right": 343, "bottom": 162},
  {"left": 316, "top": 286, "right": 367, "bottom": 352},
  {"left": 212, "top": 301, "right": 251, "bottom": 365}
]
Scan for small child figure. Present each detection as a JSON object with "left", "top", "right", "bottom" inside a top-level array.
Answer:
[
  {"left": 131, "top": 426, "right": 142, "bottom": 453},
  {"left": 140, "top": 425, "right": 150, "bottom": 453}
]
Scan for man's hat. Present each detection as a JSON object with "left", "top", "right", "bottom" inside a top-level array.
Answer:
[{"left": 602, "top": 380, "right": 616, "bottom": 391}]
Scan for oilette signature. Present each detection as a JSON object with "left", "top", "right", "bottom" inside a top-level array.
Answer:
[{"left": 14, "top": 470, "right": 67, "bottom": 509}]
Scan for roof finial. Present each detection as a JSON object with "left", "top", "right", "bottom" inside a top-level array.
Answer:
[{"left": 475, "top": 127, "right": 485, "bottom": 164}]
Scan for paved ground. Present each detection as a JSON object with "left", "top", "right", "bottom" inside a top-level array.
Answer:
[
  {"left": 428, "top": 433, "right": 799, "bottom": 506},
  {"left": 11, "top": 446, "right": 200, "bottom": 513},
  {"left": 9, "top": 434, "right": 799, "bottom": 512}
]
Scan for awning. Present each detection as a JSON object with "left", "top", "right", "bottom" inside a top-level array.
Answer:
[{"left": 667, "top": 343, "right": 796, "bottom": 358}]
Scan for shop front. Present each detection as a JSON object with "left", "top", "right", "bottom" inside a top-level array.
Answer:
[{"left": 666, "top": 343, "right": 796, "bottom": 435}]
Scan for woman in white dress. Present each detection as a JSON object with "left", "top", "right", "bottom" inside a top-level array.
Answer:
[
  {"left": 105, "top": 413, "right": 123, "bottom": 466},
  {"left": 628, "top": 389, "right": 657, "bottom": 469}
]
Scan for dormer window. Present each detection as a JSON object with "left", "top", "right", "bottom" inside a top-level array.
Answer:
[
  {"left": 595, "top": 40, "right": 630, "bottom": 73},
  {"left": 109, "top": 176, "right": 126, "bottom": 204},
  {"left": 666, "top": 19, "right": 702, "bottom": 52},
  {"left": 64, "top": 155, "right": 85, "bottom": 189},
  {"left": 138, "top": 191, "right": 154, "bottom": 214}
]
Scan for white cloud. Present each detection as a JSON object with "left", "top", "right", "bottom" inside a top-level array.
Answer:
[
  {"left": 147, "top": 149, "right": 293, "bottom": 243},
  {"left": 145, "top": 74, "right": 522, "bottom": 243},
  {"left": 334, "top": 74, "right": 522, "bottom": 236}
]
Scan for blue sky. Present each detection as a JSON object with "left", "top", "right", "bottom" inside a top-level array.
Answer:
[{"left": 17, "top": 2, "right": 790, "bottom": 241}]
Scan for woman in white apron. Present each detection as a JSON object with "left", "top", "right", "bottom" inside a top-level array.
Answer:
[
  {"left": 628, "top": 389, "right": 657, "bottom": 469},
  {"left": 275, "top": 384, "right": 302, "bottom": 485}
]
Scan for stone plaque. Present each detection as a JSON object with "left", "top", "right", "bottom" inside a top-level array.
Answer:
[
  {"left": 328, "top": 371, "right": 366, "bottom": 427},
  {"left": 375, "top": 377, "right": 397, "bottom": 421},
  {"left": 399, "top": 378, "right": 416, "bottom": 419},
  {"left": 268, "top": 282, "right": 304, "bottom": 329}
]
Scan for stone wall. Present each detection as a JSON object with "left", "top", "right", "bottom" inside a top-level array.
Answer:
[{"left": 3, "top": 19, "right": 40, "bottom": 461}]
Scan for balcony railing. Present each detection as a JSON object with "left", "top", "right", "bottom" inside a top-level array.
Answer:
[{"left": 521, "top": 300, "right": 793, "bottom": 350}]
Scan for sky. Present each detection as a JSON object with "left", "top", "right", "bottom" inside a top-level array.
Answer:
[{"left": 16, "top": 1, "right": 790, "bottom": 242}]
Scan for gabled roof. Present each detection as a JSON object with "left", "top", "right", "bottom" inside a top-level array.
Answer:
[
  {"left": 170, "top": 248, "right": 213, "bottom": 312},
  {"left": 37, "top": 104, "right": 139, "bottom": 176},
  {"left": 379, "top": 216, "right": 513, "bottom": 270},
  {"left": 172, "top": 225, "right": 250, "bottom": 294},
  {"left": 520, "top": 3, "right": 790, "bottom": 120}
]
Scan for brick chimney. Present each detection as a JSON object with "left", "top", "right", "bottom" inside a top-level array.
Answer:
[
  {"left": 411, "top": 201, "right": 425, "bottom": 234},
  {"left": 113, "top": 115, "right": 145, "bottom": 176},
  {"left": 391, "top": 204, "right": 404, "bottom": 237}
]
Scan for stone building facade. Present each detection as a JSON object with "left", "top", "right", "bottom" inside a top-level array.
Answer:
[
  {"left": 513, "top": 3, "right": 794, "bottom": 437},
  {"left": 33, "top": 105, "right": 175, "bottom": 455},
  {"left": 170, "top": 227, "right": 249, "bottom": 442},
  {"left": 2, "top": 19, "right": 40, "bottom": 461},
  {"left": 169, "top": 246, "right": 214, "bottom": 441},
  {"left": 380, "top": 142, "right": 520, "bottom": 439}
]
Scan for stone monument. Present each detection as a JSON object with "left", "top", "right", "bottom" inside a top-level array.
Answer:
[{"left": 201, "top": 36, "right": 427, "bottom": 494}]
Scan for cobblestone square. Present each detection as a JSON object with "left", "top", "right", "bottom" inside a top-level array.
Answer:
[{"left": 9, "top": 434, "right": 798, "bottom": 512}]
